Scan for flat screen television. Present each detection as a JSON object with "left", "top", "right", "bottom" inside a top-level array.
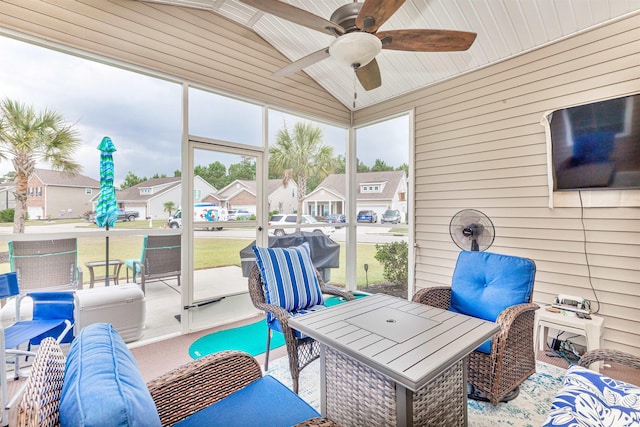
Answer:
[{"left": 549, "top": 93, "right": 640, "bottom": 191}]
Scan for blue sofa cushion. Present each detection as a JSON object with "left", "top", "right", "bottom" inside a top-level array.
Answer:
[
  {"left": 449, "top": 251, "right": 535, "bottom": 353},
  {"left": 59, "top": 323, "right": 161, "bottom": 427},
  {"left": 542, "top": 364, "right": 640, "bottom": 427},
  {"left": 253, "top": 242, "right": 324, "bottom": 323},
  {"left": 174, "top": 375, "right": 320, "bottom": 427}
]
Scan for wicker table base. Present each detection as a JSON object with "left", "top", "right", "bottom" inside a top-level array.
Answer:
[{"left": 323, "top": 346, "right": 467, "bottom": 427}]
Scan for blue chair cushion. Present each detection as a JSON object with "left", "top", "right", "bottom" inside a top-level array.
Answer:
[
  {"left": 449, "top": 251, "right": 535, "bottom": 353},
  {"left": 174, "top": 375, "right": 320, "bottom": 427},
  {"left": 267, "top": 304, "right": 327, "bottom": 338},
  {"left": 542, "top": 364, "right": 640, "bottom": 427},
  {"left": 253, "top": 242, "right": 324, "bottom": 322},
  {"left": 59, "top": 323, "right": 161, "bottom": 427}
]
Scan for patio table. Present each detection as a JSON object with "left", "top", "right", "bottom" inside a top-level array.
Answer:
[
  {"left": 85, "top": 259, "right": 124, "bottom": 288},
  {"left": 288, "top": 293, "right": 500, "bottom": 427}
]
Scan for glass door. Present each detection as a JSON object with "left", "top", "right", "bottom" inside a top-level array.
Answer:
[{"left": 182, "top": 141, "right": 264, "bottom": 332}]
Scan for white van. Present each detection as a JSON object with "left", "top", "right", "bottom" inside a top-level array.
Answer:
[{"left": 168, "top": 203, "right": 228, "bottom": 230}]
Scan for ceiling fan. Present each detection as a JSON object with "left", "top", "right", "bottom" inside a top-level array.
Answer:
[{"left": 238, "top": 0, "right": 477, "bottom": 91}]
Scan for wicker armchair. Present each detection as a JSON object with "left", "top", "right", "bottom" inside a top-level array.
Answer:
[
  {"left": 578, "top": 348, "right": 640, "bottom": 378},
  {"left": 412, "top": 251, "right": 539, "bottom": 406},
  {"left": 248, "top": 264, "right": 354, "bottom": 394},
  {"left": 16, "top": 337, "right": 338, "bottom": 427}
]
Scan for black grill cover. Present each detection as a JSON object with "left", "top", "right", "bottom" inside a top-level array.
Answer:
[{"left": 240, "top": 231, "right": 340, "bottom": 277}]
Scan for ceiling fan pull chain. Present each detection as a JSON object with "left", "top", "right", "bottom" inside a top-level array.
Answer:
[{"left": 352, "top": 68, "right": 358, "bottom": 109}]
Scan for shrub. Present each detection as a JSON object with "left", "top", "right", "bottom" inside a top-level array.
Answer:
[
  {"left": 374, "top": 241, "right": 408, "bottom": 286},
  {"left": 0, "top": 208, "right": 15, "bottom": 223}
]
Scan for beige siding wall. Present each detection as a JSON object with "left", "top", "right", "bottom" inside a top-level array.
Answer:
[
  {"left": 0, "top": 0, "right": 349, "bottom": 124},
  {"left": 357, "top": 14, "right": 640, "bottom": 353}
]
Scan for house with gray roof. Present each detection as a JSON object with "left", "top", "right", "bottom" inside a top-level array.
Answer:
[
  {"left": 216, "top": 179, "right": 298, "bottom": 215},
  {"left": 115, "top": 176, "right": 217, "bottom": 220},
  {"left": 26, "top": 168, "right": 100, "bottom": 219},
  {"left": 304, "top": 171, "right": 408, "bottom": 222}
]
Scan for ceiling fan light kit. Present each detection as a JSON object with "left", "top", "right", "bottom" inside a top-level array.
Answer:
[
  {"left": 329, "top": 32, "right": 381, "bottom": 69},
  {"left": 239, "top": 0, "right": 477, "bottom": 93}
]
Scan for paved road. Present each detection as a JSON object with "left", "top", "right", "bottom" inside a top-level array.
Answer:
[
  {"left": 195, "top": 224, "right": 408, "bottom": 244},
  {"left": 1, "top": 221, "right": 408, "bottom": 244}
]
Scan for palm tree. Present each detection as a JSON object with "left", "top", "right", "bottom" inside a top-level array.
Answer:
[
  {"left": 269, "top": 121, "right": 334, "bottom": 223},
  {"left": 163, "top": 201, "right": 176, "bottom": 217},
  {"left": 0, "top": 98, "right": 81, "bottom": 233}
]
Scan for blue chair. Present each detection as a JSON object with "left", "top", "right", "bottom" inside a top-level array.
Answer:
[
  {"left": 248, "top": 243, "right": 355, "bottom": 394},
  {"left": 0, "top": 272, "right": 74, "bottom": 425},
  {"left": 412, "top": 250, "right": 538, "bottom": 405}
]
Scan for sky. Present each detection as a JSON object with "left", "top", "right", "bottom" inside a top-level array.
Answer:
[{"left": 0, "top": 35, "right": 408, "bottom": 187}]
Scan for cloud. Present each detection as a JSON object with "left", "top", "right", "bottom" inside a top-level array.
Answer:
[{"left": 0, "top": 35, "right": 409, "bottom": 185}]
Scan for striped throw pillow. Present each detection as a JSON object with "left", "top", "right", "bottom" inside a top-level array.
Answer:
[{"left": 253, "top": 242, "right": 323, "bottom": 312}]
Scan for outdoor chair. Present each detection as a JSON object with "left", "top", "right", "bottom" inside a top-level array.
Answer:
[
  {"left": 125, "top": 234, "right": 181, "bottom": 294},
  {"left": 543, "top": 349, "right": 640, "bottom": 426},
  {"left": 15, "top": 324, "right": 338, "bottom": 427},
  {"left": 8, "top": 238, "right": 83, "bottom": 293},
  {"left": 248, "top": 242, "right": 355, "bottom": 394},
  {"left": 0, "top": 272, "right": 73, "bottom": 426},
  {"left": 412, "top": 250, "right": 538, "bottom": 405}
]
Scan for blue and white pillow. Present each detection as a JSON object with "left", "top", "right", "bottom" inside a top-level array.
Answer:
[
  {"left": 253, "top": 242, "right": 323, "bottom": 314},
  {"left": 542, "top": 364, "right": 640, "bottom": 427}
]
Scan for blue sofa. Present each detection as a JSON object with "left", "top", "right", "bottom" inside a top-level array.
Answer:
[{"left": 15, "top": 323, "right": 334, "bottom": 427}]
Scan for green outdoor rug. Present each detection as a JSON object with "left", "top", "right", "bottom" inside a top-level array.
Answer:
[{"left": 188, "top": 293, "right": 369, "bottom": 359}]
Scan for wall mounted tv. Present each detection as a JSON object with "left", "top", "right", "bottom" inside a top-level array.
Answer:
[{"left": 549, "top": 93, "right": 640, "bottom": 191}]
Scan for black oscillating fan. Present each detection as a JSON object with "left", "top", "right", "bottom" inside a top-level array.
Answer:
[{"left": 449, "top": 209, "right": 495, "bottom": 251}]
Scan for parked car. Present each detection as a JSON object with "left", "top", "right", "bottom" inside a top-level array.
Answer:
[
  {"left": 228, "top": 209, "right": 253, "bottom": 220},
  {"left": 381, "top": 209, "right": 401, "bottom": 224},
  {"left": 324, "top": 214, "right": 346, "bottom": 226},
  {"left": 268, "top": 214, "right": 335, "bottom": 237},
  {"left": 357, "top": 210, "right": 378, "bottom": 223},
  {"left": 117, "top": 208, "right": 139, "bottom": 222}
]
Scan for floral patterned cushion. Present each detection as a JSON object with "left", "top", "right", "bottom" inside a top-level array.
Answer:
[{"left": 542, "top": 364, "right": 640, "bottom": 427}]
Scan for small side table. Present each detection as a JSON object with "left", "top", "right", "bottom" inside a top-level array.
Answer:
[
  {"left": 534, "top": 307, "right": 604, "bottom": 370},
  {"left": 85, "top": 259, "right": 124, "bottom": 288}
]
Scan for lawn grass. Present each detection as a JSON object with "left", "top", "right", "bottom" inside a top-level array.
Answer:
[{"left": 0, "top": 228, "right": 390, "bottom": 287}]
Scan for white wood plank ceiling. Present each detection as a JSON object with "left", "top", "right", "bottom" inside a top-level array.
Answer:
[{"left": 141, "top": 0, "right": 640, "bottom": 110}]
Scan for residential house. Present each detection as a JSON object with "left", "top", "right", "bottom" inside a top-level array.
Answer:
[
  {"left": 0, "top": 184, "right": 15, "bottom": 211},
  {"left": 216, "top": 179, "right": 298, "bottom": 214},
  {"left": 305, "top": 171, "right": 407, "bottom": 221},
  {"left": 2, "top": 4, "right": 638, "bottom": 354},
  {"left": 26, "top": 169, "right": 99, "bottom": 219},
  {"left": 115, "top": 176, "right": 218, "bottom": 219}
]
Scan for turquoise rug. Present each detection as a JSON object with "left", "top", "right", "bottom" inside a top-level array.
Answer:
[
  {"left": 189, "top": 319, "right": 285, "bottom": 359},
  {"left": 266, "top": 358, "right": 566, "bottom": 426},
  {"left": 189, "top": 293, "right": 366, "bottom": 359}
]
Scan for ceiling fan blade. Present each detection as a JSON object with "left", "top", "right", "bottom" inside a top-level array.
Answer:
[
  {"left": 239, "top": 0, "right": 344, "bottom": 36},
  {"left": 356, "top": 0, "right": 405, "bottom": 33},
  {"left": 355, "top": 58, "right": 382, "bottom": 91},
  {"left": 378, "top": 29, "right": 477, "bottom": 51},
  {"left": 273, "top": 47, "right": 331, "bottom": 77}
]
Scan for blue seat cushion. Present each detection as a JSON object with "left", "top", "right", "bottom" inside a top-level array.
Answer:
[
  {"left": 59, "top": 323, "right": 161, "bottom": 427},
  {"left": 449, "top": 251, "right": 535, "bottom": 353},
  {"left": 174, "top": 375, "right": 320, "bottom": 427},
  {"left": 253, "top": 242, "right": 324, "bottom": 323},
  {"left": 267, "top": 304, "right": 327, "bottom": 338},
  {"left": 542, "top": 364, "right": 640, "bottom": 427}
]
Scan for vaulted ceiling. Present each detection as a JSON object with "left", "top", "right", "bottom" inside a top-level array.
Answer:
[{"left": 141, "top": 0, "right": 639, "bottom": 110}]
